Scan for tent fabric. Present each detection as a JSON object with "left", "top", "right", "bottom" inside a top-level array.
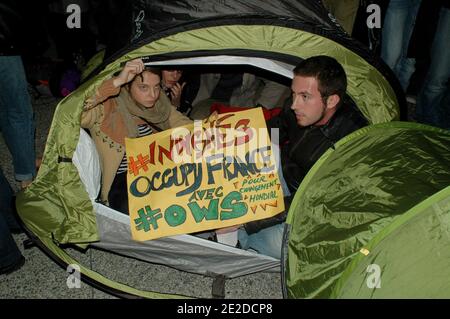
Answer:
[
  {"left": 98, "top": 0, "right": 404, "bottom": 118},
  {"left": 333, "top": 185, "right": 450, "bottom": 298},
  {"left": 93, "top": 205, "right": 279, "bottom": 278},
  {"left": 284, "top": 122, "right": 450, "bottom": 298},
  {"left": 109, "top": 0, "right": 340, "bottom": 59},
  {"left": 104, "top": 25, "right": 401, "bottom": 123}
]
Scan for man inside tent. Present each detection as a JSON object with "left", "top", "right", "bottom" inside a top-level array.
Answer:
[{"left": 226, "top": 56, "right": 368, "bottom": 259}]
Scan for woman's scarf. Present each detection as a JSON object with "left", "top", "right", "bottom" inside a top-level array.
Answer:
[{"left": 100, "top": 87, "right": 171, "bottom": 148}]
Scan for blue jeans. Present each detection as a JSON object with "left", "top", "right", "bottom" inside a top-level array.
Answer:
[
  {"left": 0, "top": 56, "right": 36, "bottom": 181},
  {"left": 0, "top": 169, "right": 22, "bottom": 268},
  {"left": 381, "top": 0, "right": 422, "bottom": 91},
  {"left": 238, "top": 223, "right": 285, "bottom": 259},
  {"left": 271, "top": 135, "right": 291, "bottom": 198},
  {"left": 415, "top": 8, "right": 450, "bottom": 128},
  {"left": 237, "top": 136, "right": 289, "bottom": 260}
]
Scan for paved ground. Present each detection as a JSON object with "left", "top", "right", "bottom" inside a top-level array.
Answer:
[{"left": 0, "top": 90, "right": 282, "bottom": 299}]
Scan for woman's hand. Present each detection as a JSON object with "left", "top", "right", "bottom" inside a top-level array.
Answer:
[
  {"left": 113, "top": 59, "right": 145, "bottom": 88},
  {"left": 169, "top": 82, "right": 186, "bottom": 107}
]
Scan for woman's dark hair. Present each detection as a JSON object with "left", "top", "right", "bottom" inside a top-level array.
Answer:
[
  {"left": 293, "top": 56, "right": 347, "bottom": 105},
  {"left": 120, "top": 67, "right": 162, "bottom": 86},
  {"left": 136, "top": 67, "right": 162, "bottom": 82},
  {"left": 114, "top": 65, "right": 162, "bottom": 84}
]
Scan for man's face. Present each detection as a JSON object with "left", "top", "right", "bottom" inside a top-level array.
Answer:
[
  {"left": 129, "top": 71, "right": 161, "bottom": 108},
  {"left": 290, "top": 75, "right": 328, "bottom": 127}
]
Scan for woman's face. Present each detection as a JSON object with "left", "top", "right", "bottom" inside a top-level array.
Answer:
[
  {"left": 162, "top": 70, "right": 183, "bottom": 88},
  {"left": 129, "top": 71, "right": 161, "bottom": 108}
]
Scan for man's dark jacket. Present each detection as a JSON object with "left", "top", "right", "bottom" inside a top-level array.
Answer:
[{"left": 244, "top": 99, "right": 368, "bottom": 234}]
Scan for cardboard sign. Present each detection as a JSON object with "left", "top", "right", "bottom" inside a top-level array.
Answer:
[{"left": 125, "top": 108, "right": 285, "bottom": 241}]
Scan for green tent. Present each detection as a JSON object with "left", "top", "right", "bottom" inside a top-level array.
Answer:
[
  {"left": 283, "top": 123, "right": 450, "bottom": 298},
  {"left": 14, "top": 0, "right": 428, "bottom": 298}
]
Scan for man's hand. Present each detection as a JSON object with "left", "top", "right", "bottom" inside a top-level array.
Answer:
[
  {"left": 169, "top": 82, "right": 186, "bottom": 107},
  {"left": 215, "top": 225, "right": 242, "bottom": 234},
  {"left": 113, "top": 59, "right": 145, "bottom": 88}
]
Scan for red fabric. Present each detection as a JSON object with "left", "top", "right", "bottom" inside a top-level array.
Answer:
[{"left": 210, "top": 103, "right": 282, "bottom": 121}]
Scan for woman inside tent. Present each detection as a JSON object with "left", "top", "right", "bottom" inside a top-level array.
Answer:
[
  {"left": 81, "top": 58, "right": 192, "bottom": 214},
  {"left": 161, "top": 69, "right": 185, "bottom": 109},
  {"left": 161, "top": 68, "right": 200, "bottom": 116}
]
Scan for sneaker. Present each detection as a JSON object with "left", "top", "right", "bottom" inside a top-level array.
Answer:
[{"left": 0, "top": 256, "right": 25, "bottom": 275}]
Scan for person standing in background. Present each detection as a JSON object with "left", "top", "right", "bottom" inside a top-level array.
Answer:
[
  {"left": 414, "top": 2, "right": 450, "bottom": 128},
  {"left": 380, "top": 0, "right": 422, "bottom": 92},
  {"left": 0, "top": 1, "right": 39, "bottom": 275}
]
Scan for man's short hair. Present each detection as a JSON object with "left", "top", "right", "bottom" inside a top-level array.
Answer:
[{"left": 293, "top": 56, "right": 347, "bottom": 103}]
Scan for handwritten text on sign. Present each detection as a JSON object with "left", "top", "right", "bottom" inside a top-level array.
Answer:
[{"left": 125, "top": 108, "right": 284, "bottom": 241}]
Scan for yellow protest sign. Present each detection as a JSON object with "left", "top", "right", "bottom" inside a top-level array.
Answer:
[{"left": 125, "top": 108, "right": 285, "bottom": 241}]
